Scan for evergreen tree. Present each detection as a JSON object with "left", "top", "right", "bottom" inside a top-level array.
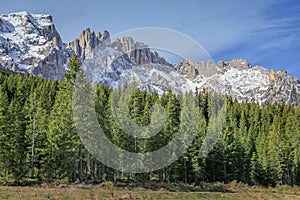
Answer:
[{"left": 0, "top": 86, "right": 9, "bottom": 181}]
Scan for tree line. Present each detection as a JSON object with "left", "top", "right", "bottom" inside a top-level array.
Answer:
[{"left": 0, "top": 54, "right": 299, "bottom": 187}]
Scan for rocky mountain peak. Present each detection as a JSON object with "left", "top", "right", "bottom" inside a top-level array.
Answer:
[
  {"left": 227, "top": 59, "right": 251, "bottom": 70},
  {"left": 0, "top": 12, "right": 299, "bottom": 107},
  {"left": 182, "top": 59, "right": 194, "bottom": 66},
  {"left": 110, "top": 35, "right": 169, "bottom": 66},
  {"left": 175, "top": 59, "right": 217, "bottom": 78},
  {"left": 174, "top": 59, "right": 197, "bottom": 79},
  {"left": 102, "top": 30, "right": 111, "bottom": 43},
  {"left": 68, "top": 29, "right": 111, "bottom": 60},
  {"left": 69, "top": 28, "right": 98, "bottom": 59},
  {"left": 0, "top": 11, "right": 68, "bottom": 79},
  {"left": 112, "top": 36, "right": 135, "bottom": 53}
]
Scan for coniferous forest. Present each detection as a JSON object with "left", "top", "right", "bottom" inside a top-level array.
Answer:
[{"left": 0, "top": 55, "right": 300, "bottom": 187}]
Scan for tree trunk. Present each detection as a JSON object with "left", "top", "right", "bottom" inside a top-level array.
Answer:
[
  {"left": 30, "top": 100, "right": 37, "bottom": 178},
  {"left": 79, "top": 145, "right": 83, "bottom": 183}
]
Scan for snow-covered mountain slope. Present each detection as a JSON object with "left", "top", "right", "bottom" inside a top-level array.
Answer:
[
  {"left": 84, "top": 45, "right": 300, "bottom": 106},
  {"left": 0, "top": 12, "right": 299, "bottom": 106},
  {"left": 0, "top": 11, "right": 70, "bottom": 79},
  {"left": 83, "top": 49, "right": 193, "bottom": 95},
  {"left": 174, "top": 59, "right": 300, "bottom": 106}
]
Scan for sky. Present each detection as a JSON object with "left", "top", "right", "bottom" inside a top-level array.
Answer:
[{"left": 1, "top": 0, "right": 300, "bottom": 78}]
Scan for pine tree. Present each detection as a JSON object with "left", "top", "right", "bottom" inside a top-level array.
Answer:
[
  {"left": 64, "top": 53, "right": 82, "bottom": 85},
  {"left": 46, "top": 54, "right": 82, "bottom": 182},
  {"left": 0, "top": 86, "right": 9, "bottom": 181},
  {"left": 293, "top": 108, "right": 300, "bottom": 186},
  {"left": 267, "top": 115, "right": 282, "bottom": 186},
  {"left": 250, "top": 152, "right": 265, "bottom": 185},
  {"left": 8, "top": 84, "right": 29, "bottom": 183}
]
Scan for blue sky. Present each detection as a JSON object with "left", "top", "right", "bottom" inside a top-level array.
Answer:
[{"left": 1, "top": 0, "right": 300, "bottom": 78}]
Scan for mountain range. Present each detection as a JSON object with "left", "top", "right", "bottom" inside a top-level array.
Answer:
[{"left": 0, "top": 11, "right": 299, "bottom": 106}]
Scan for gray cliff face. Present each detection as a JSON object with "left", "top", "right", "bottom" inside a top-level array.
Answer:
[
  {"left": 111, "top": 36, "right": 170, "bottom": 66},
  {"left": 0, "top": 12, "right": 299, "bottom": 106},
  {"left": 68, "top": 29, "right": 169, "bottom": 66},
  {"left": 266, "top": 70, "right": 300, "bottom": 106},
  {"left": 68, "top": 28, "right": 110, "bottom": 60}
]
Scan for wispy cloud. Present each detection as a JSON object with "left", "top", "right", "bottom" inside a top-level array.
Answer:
[
  {"left": 209, "top": 1, "right": 300, "bottom": 77},
  {"left": 259, "top": 35, "right": 298, "bottom": 49}
]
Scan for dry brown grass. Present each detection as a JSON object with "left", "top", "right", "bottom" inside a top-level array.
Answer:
[{"left": 0, "top": 182, "right": 300, "bottom": 200}]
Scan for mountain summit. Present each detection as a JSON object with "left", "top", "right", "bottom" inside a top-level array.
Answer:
[{"left": 0, "top": 12, "right": 299, "bottom": 106}]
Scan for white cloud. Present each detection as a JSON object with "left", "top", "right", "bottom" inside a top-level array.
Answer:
[{"left": 259, "top": 35, "right": 297, "bottom": 49}]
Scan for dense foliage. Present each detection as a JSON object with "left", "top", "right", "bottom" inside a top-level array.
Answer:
[{"left": 0, "top": 55, "right": 299, "bottom": 187}]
